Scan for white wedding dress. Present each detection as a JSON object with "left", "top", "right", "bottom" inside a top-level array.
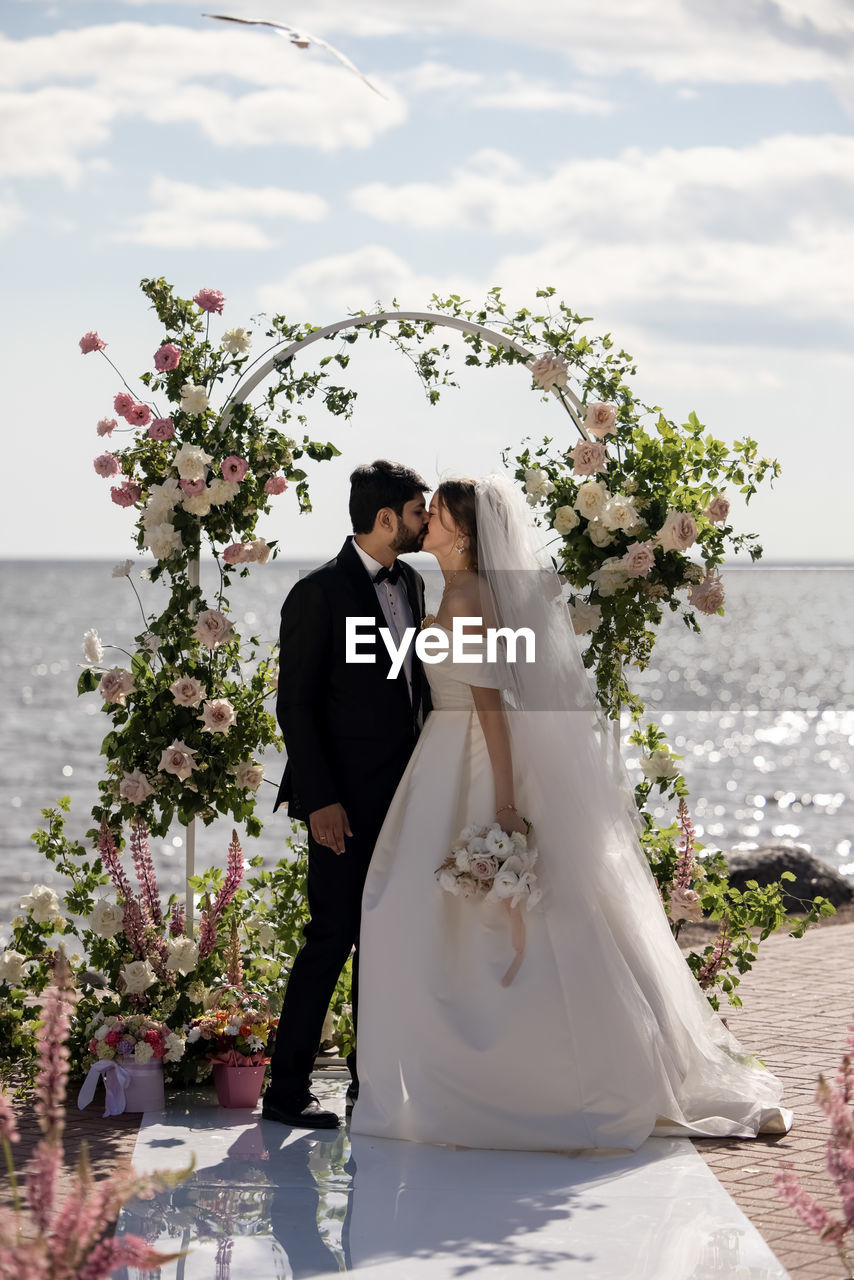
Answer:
[{"left": 351, "top": 477, "right": 791, "bottom": 1152}]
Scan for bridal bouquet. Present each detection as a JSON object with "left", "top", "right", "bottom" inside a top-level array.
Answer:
[
  {"left": 436, "top": 822, "right": 542, "bottom": 911},
  {"left": 87, "top": 1011, "right": 186, "bottom": 1065}
]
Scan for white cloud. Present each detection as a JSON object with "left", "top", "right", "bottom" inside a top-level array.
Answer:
[
  {"left": 0, "top": 88, "right": 114, "bottom": 182},
  {"left": 113, "top": 177, "right": 328, "bottom": 249},
  {"left": 472, "top": 73, "right": 614, "bottom": 115}
]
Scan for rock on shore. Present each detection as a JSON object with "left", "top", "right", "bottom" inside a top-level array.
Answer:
[{"left": 724, "top": 844, "right": 854, "bottom": 909}]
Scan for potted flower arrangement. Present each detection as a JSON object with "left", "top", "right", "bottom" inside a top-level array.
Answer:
[
  {"left": 186, "top": 987, "right": 276, "bottom": 1109},
  {"left": 78, "top": 1011, "right": 186, "bottom": 1113}
]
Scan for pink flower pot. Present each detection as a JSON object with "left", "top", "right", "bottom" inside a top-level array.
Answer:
[
  {"left": 123, "top": 1060, "right": 165, "bottom": 1113},
  {"left": 212, "top": 1063, "right": 266, "bottom": 1109}
]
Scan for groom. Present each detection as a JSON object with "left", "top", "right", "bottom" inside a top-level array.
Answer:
[{"left": 264, "top": 459, "right": 431, "bottom": 1129}]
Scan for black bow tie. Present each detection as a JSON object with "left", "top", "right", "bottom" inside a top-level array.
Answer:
[{"left": 373, "top": 561, "right": 402, "bottom": 585}]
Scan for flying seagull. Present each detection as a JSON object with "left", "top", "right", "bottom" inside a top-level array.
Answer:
[{"left": 202, "top": 14, "right": 386, "bottom": 98}]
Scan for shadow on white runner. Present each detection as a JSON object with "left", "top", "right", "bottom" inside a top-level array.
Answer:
[{"left": 114, "top": 1080, "right": 788, "bottom": 1279}]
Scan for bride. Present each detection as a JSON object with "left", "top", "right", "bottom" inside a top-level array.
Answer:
[{"left": 350, "top": 473, "right": 791, "bottom": 1152}]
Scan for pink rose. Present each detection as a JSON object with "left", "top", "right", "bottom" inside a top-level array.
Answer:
[
  {"left": 170, "top": 676, "right": 206, "bottom": 707},
  {"left": 148, "top": 417, "right": 175, "bottom": 442},
  {"left": 198, "top": 698, "right": 236, "bottom": 734},
  {"left": 527, "top": 352, "right": 568, "bottom": 392},
  {"left": 153, "top": 343, "right": 181, "bottom": 372},
  {"left": 96, "top": 417, "right": 117, "bottom": 437},
  {"left": 111, "top": 481, "right": 141, "bottom": 508},
  {"left": 621, "top": 541, "right": 656, "bottom": 578},
  {"left": 667, "top": 886, "right": 704, "bottom": 924},
  {"left": 79, "top": 331, "right": 106, "bottom": 354},
  {"left": 158, "top": 739, "right": 197, "bottom": 781},
  {"left": 689, "top": 571, "right": 725, "bottom": 615},
  {"left": 469, "top": 855, "right": 500, "bottom": 880},
  {"left": 657, "top": 509, "right": 698, "bottom": 553},
  {"left": 583, "top": 402, "right": 618, "bottom": 439},
  {"left": 180, "top": 478, "right": 206, "bottom": 497},
  {"left": 119, "top": 769, "right": 154, "bottom": 805},
  {"left": 98, "top": 668, "right": 136, "bottom": 706},
  {"left": 223, "top": 543, "right": 253, "bottom": 565},
  {"left": 264, "top": 475, "right": 288, "bottom": 495},
  {"left": 703, "top": 492, "right": 730, "bottom": 524},
  {"left": 93, "top": 452, "right": 120, "bottom": 478},
  {"left": 113, "top": 392, "right": 134, "bottom": 418},
  {"left": 193, "top": 287, "right": 226, "bottom": 314},
  {"left": 126, "top": 402, "right": 151, "bottom": 428},
  {"left": 568, "top": 440, "right": 608, "bottom": 477},
  {"left": 193, "top": 609, "right": 232, "bottom": 649},
  {"left": 221, "top": 455, "right": 249, "bottom": 483}
]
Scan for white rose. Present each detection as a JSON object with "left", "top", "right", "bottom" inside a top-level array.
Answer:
[
  {"left": 145, "top": 522, "right": 182, "bottom": 562},
  {"left": 158, "top": 739, "right": 198, "bottom": 782},
  {"left": 207, "top": 478, "right": 240, "bottom": 507},
  {"left": 438, "top": 869, "right": 462, "bottom": 895},
  {"left": 657, "top": 509, "right": 698, "bottom": 553},
  {"left": 552, "top": 505, "right": 579, "bottom": 536},
  {"left": 164, "top": 1032, "right": 185, "bottom": 1063},
  {"left": 600, "top": 495, "right": 642, "bottom": 533},
  {"left": 82, "top": 629, "right": 104, "bottom": 664},
  {"left": 523, "top": 469, "right": 555, "bottom": 501},
  {"left": 182, "top": 493, "right": 213, "bottom": 518},
  {"left": 527, "top": 352, "right": 569, "bottom": 392},
  {"left": 88, "top": 899, "right": 124, "bottom": 939},
  {"left": 174, "top": 442, "right": 213, "bottom": 481},
  {"left": 166, "top": 936, "right": 199, "bottom": 976},
  {"left": 589, "top": 556, "right": 631, "bottom": 598},
  {"left": 179, "top": 384, "right": 210, "bottom": 417},
  {"left": 133, "top": 1040, "right": 154, "bottom": 1064},
  {"left": 235, "top": 761, "right": 264, "bottom": 791},
  {"left": 485, "top": 867, "right": 520, "bottom": 901},
  {"left": 640, "top": 749, "right": 680, "bottom": 781},
  {"left": 193, "top": 610, "right": 232, "bottom": 649},
  {"left": 574, "top": 480, "right": 608, "bottom": 519},
  {"left": 120, "top": 959, "right": 157, "bottom": 994},
  {"left": 586, "top": 518, "right": 614, "bottom": 548},
  {"left": 20, "top": 884, "right": 61, "bottom": 924},
  {"left": 98, "top": 667, "right": 136, "bottom": 706},
  {"left": 112, "top": 560, "right": 133, "bottom": 578},
  {"left": 667, "top": 886, "right": 704, "bottom": 923},
  {"left": 0, "top": 950, "right": 27, "bottom": 985},
  {"left": 119, "top": 769, "right": 154, "bottom": 805},
  {"left": 146, "top": 478, "right": 181, "bottom": 515},
  {"left": 221, "top": 327, "right": 251, "bottom": 356},
  {"left": 568, "top": 599, "right": 602, "bottom": 635}
]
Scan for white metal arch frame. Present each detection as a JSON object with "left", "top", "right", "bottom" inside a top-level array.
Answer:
[
  {"left": 185, "top": 310, "right": 588, "bottom": 928},
  {"left": 220, "top": 309, "right": 586, "bottom": 434}
]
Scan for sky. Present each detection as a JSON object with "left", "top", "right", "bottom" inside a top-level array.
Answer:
[{"left": 3, "top": 0, "right": 854, "bottom": 563}]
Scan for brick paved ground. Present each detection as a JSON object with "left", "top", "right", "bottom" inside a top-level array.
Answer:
[
  {"left": 689, "top": 920, "right": 854, "bottom": 1280},
  {"left": 3, "top": 921, "right": 852, "bottom": 1275}
]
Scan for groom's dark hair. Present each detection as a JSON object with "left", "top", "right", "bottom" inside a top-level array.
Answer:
[{"left": 349, "top": 460, "right": 428, "bottom": 533}]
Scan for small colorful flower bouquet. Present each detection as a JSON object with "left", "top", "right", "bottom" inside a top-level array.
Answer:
[
  {"left": 87, "top": 1012, "right": 186, "bottom": 1065},
  {"left": 186, "top": 987, "right": 277, "bottom": 1069},
  {"left": 436, "top": 822, "right": 542, "bottom": 911}
]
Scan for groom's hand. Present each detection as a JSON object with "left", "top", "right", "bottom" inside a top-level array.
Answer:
[{"left": 309, "top": 803, "right": 353, "bottom": 855}]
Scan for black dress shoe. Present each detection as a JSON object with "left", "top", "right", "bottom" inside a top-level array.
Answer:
[
  {"left": 345, "top": 1085, "right": 358, "bottom": 1117},
  {"left": 261, "top": 1093, "right": 340, "bottom": 1129}
]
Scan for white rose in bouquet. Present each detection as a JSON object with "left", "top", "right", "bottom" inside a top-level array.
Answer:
[
  {"left": 589, "top": 557, "right": 631, "bottom": 598},
  {"left": 166, "top": 936, "right": 199, "bottom": 976},
  {"left": 179, "top": 384, "right": 210, "bottom": 417},
  {"left": 207, "top": 478, "right": 240, "bottom": 506},
  {"left": 20, "top": 884, "right": 61, "bottom": 924},
  {"left": 221, "top": 327, "right": 251, "bottom": 356},
  {"left": 235, "top": 762, "right": 264, "bottom": 791},
  {"left": 121, "top": 959, "right": 157, "bottom": 994},
  {"left": 0, "top": 950, "right": 27, "bottom": 985},
  {"left": 601, "top": 495, "right": 642, "bottom": 533},
  {"left": 145, "top": 522, "right": 182, "bottom": 562},
  {"left": 523, "top": 469, "right": 555, "bottom": 503},
  {"left": 587, "top": 519, "right": 614, "bottom": 548},
  {"left": 568, "top": 599, "right": 602, "bottom": 635},
  {"left": 552, "top": 505, "right": 579, "bottom": 536},
  {"left": 640, "top": 749, "right": 680, "bottom": 781},
  {"left": 574, "top": 480, "right": 608, "bottom": 519},
  {"left": 88, "top": 899, "right": 124, "bottom": 939}
]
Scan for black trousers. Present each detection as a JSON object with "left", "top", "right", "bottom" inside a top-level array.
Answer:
[{"left": 267, "top": 810, "right": 386, "bottom": 1105}]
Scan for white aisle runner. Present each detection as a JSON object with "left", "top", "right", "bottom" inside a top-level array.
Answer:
[{"left": 115, "top": 1081, "right": 788, "bottom": 1279}]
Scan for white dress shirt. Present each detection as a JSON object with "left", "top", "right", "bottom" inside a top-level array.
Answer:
[{"left": 351, "top": 537, "right": 415, "bottom": 701}]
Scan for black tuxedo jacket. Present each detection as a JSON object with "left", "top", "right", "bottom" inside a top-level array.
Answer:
[{"left": 275, "top": 538, "right": 430, "bottom": 824}]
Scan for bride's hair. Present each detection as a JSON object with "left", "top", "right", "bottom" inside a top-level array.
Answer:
[{"left": 436, "top": 478, "right": 478, "bottom": 570}]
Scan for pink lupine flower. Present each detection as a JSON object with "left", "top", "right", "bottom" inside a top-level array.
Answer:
[
  {"left": 126, "top": 402, "right": 152, "bottom": 428},
  {"left": 148, "top": 416, "right": 175, "bottom": 441},
  {"left": 113, "top": 392, "right": 134, "bottom": 418},
  {"left": 199, "top": 830, "right": 244, "bottom": 958},
  {"left": 79, "top": 331, "right": 106, "bottom": 354},
  {"left": 168, "top": 902, "right": 185, "bottom": 937},
  {"left": 221, "top": 455, "right": 249, "bottom": 483},
  {"left": 110, "top": 480, "right": 142, "bottom": 508},
  {"left": 193, "top": 287, "right": 226, "bottom": 314},
  {"left": 153, "top": 343, "right": 181, "bottom": 372},
  {"left": 93, "top": 452, "right": 120, "bottom": 478},
  {"left": 77, "top": 1233, "right": 182, "bottom": 1280},
  {"left": 131, "top": 820, "right": 162, "bottom": 927},
  {"left": 98, "top": 821, "right": 147, "bottom": 959},
  {"left": 96, "top": 417, "right": 117, "bottom": 437},
  {"left": 697, "top": 921, "right": 732, "bottom": 989},
  {"left": 264, "top": 475, "right": 288, "bottom": 495}
]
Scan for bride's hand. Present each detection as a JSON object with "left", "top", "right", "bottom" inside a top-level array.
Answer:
[{"left": 496, "top": 808, "right": 527, "bottom": 836}]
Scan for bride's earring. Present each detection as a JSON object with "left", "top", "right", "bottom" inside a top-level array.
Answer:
[{"left": 455, "top": 540, "right": 466, "bottom": 555}]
